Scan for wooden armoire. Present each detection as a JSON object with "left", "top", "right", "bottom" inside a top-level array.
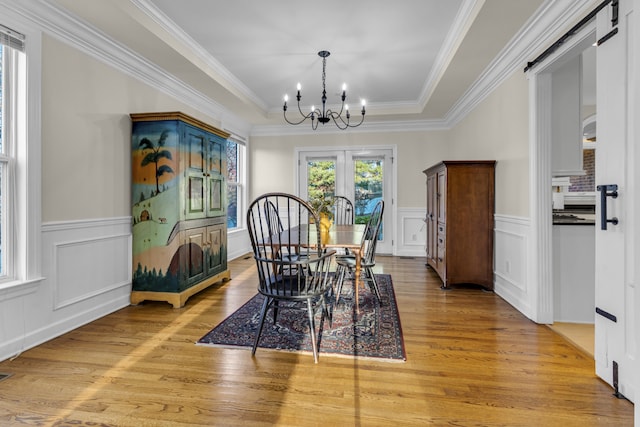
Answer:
[
  {"left": 130, "top": 112, "right": 231, "bottom": 308},
  {"left": 423, "top": 160, "right": 496, "bottom": 290}
]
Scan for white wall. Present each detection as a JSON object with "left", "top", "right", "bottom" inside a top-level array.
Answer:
[
  {"left": 447, "top": 70, "right": 531, "bottom": 217},
  {"left": 41, "top": 36, "right": 223, "bottom": 222}
]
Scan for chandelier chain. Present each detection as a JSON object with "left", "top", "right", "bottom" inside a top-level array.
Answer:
[{"left": 322, "top": 56, "right": 326, "bottom": 93}]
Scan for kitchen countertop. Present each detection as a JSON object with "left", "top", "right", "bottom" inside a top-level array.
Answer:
[{"left": 552, "top": 212, "right": 595, "bottom": 225}]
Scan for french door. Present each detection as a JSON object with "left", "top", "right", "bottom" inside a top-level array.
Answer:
[{"left": 298, "top": 148, "right": 393, "bottom": 254}]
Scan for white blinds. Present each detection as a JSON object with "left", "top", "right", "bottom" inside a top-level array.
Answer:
[{"left": 0, "top": 24, "right": 25, "bottom": 52}]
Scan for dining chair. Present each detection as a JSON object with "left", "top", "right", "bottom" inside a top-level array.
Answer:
[
  {"left": 334, "top": 199, "right": 384, "bottom": 305},
  {"left": 332, "top": 196, "right": 354, "bottom": 225},
  {"left": 246, "top": 192, "right": 336, "bottom": 363}
]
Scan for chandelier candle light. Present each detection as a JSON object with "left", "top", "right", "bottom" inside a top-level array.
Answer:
[{"left": 283, "top": 50, "right": 365, "bottom": 130}]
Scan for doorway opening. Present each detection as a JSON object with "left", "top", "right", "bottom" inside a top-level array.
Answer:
[{"left": 528, "top": 20, "right": 597, "bottom": 354}]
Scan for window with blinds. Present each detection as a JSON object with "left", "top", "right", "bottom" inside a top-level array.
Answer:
[
  {"left": 0, "top": 24, "right": 24, "bottom": 52},
  {"left": 0, "top": 23, "right": 25, "bottom": 280}
]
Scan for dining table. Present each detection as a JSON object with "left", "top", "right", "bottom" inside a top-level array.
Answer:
[{"left": 274, "top": 223, "right": 367, "bottom": 311}]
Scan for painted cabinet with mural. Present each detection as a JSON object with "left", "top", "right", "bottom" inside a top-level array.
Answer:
[{"left": 130, "top": 112, "right": 230, "bottom": 308}]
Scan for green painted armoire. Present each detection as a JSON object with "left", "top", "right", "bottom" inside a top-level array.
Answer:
[{"left": 130, "top": 112, "right": 230, "bottom": 308}]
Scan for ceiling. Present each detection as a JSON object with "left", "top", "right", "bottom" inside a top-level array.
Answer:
[{"left": 51, "top": 0, "right": 546, "bottom": 131}]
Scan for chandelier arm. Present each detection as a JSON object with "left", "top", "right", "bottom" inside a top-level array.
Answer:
[
  {"left": 284, "top": 108, "right": 314, "bottom": 126},
  {"left": 328, "top": 109, "right": 365, "bottom": 129},
  {"left": 327, "top": 110, "right": 348, "bottom": 127},
  {"left": 347, "top": 113, "right": 365, "bottom": 128},
  {"left": 295, "top": 100, "right": 322, "bottom": 120},
  {"left": 330, "top": 114, "right": 348, "bottom": 130}
]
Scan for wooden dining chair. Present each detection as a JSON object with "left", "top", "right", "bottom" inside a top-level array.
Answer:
[
  {"left": 246, "top": 193, "right": 336, "bottom": 363},
  {"left": 332, "top": 196, "right": 354, "bottom": 225},
  {"left": 334, "top": 199, "right": 384, "bottom": 304}
]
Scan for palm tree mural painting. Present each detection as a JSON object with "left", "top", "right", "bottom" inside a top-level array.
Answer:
[{"left": 139, "top": 129, "right": 174, "bottom": 195}]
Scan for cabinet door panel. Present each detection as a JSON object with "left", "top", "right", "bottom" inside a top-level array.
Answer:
[
  {"left": 187, "top": 128, "right": 206, "bottom": 172},
  {"left": 207, "top": 224, "right": 226, "bottom": 275},
  {"left": 187, "top": 176, "right": 205, "bottom": 217},
  {"left": 207, "top": 176, "right": 224, "bottom": 217},
  {"left": 185, "top": 127, "right": 207, "bottom": 220},
  {"left": 184, "top": 227, "right": 207, "bottom": 289},
  {"left": 207, "top": 138, "right": 224, "bottom": 175},
  {"left": 437, "top": 171, "right": 446, "bottom": 222},
  {"left": 426, "top": 173, "right": 437, "bottom": 263}
]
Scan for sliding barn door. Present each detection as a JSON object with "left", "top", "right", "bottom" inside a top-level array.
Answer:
[{"left": 594, "top": 0, "right": 637, "bottom": 404}]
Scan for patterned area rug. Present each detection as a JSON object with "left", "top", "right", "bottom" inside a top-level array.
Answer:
[{"left": 197, "top": 274, "right": 406, "bottom": 361}]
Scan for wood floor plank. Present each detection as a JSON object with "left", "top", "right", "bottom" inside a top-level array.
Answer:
[{"left": 0, "top": 255, "right": 632, "bottom": 426}]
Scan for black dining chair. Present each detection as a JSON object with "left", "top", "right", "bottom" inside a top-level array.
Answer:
[
  {"left": 246, "top": 192, "right": 336, "bottom": 363},
  {"left": 334, "top": 199, "right": 384, "bottom": 305},
  {"left": 332, "top": 196, "right": 354, "bottom": 225}
]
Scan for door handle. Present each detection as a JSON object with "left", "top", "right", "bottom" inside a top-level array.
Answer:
[{"left": 596, "top": 184, "right": 619, "bottom": 230}]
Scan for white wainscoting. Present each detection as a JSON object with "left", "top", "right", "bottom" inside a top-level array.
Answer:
[
  {"left": 227, "top": 227, "right": 251, "bottom": 261},
  {"left": 494, "top": 215, "right": 533, "bottom": 320},
  {"left": 0, "top": 217, "right": 132, "bottom": 362},
  {"left": 395, "top": 208, "right": 427, "bottom": 257}
]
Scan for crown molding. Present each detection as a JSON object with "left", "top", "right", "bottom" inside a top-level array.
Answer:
[
  {"left": 443, "top": 0, "right": 597, "bottom": 127},
  {"left": 250, "top": 118, "right": 449, "bottom": 137},
  {"left": 418, "top": 0, "right": 485, "bottom": 108},
  {"left": 130, "top": 0, "right": 268, "bottom": 112},
  {"left": 5, "top": 0, "right": 249, "bottom": 132}
]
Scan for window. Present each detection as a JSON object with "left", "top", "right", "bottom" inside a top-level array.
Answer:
[
  {"left": 0, "top": 20, "right": 41, "bottom": 291},
  {"left": 226, "top": 138, "right": 245, "bottom": 229},
  {"left": 0, "top": 44, "right": 3, "bottom": 276},
  {"left": 0, "top": 27, "right": 26, "bottom": 280}
]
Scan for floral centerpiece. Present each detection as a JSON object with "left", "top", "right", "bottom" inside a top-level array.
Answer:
[{"left": 308, "top": 195, "right": 334, "bottom": 235}]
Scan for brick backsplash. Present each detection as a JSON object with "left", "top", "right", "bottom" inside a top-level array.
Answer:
[{"left": 569, "top": 149, "right": 595, "bottom": 192}]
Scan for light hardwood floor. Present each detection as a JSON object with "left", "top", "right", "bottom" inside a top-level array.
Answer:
[
  {"left": 548, "top": 322, "right": 595, "bottom": 358},
  {"left": 0, "top": 255, "right": 633, "bottom": 426}
]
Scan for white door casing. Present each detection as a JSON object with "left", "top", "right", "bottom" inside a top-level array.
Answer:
[
  {"left": 528, "top": 20, "right": 596, "bottom": 325},
  {"left": 296, "top": 147, "right": 395, "bottom": 254},
  {"left": 594, "top": 0, "right": 636, "bottom": 402}
]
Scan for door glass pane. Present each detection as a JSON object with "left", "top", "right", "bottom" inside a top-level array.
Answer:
[
  {"left": 354, "top": 159, "right": 383, "bottom": 239},
  {"left": 307, "top": 160, "right": 336, "bottom": 201}
]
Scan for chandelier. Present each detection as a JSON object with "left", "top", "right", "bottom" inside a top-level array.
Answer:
[{"left": 283, "top": 50, "right": 366, "bottom": 130}]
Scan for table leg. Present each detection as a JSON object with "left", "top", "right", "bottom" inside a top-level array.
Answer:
[{"left": 354, "top": 251, "right": 361, "bottom": 313}]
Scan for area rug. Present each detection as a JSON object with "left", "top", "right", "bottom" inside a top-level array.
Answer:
[{"left": 197, "top": 274, "right": 406, "bottom": 361}]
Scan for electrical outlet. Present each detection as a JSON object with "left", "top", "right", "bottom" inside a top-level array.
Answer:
[{"left": 505, "top": 260, "right": 511, "bottom": 274}]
